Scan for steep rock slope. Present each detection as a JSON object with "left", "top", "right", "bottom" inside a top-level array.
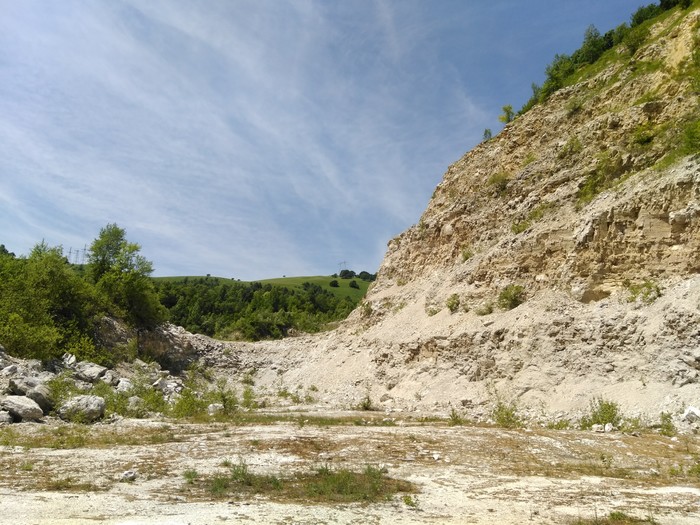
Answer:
[{"left": 210, "top": 7, "right": 700, "bottom": 422}]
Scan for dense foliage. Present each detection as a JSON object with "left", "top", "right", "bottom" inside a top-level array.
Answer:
[
  {"left": 154, "top": 277, "right": 359, "bottom": 341},
  {"left": 0, "top": 225, "right": 165, "bottom": 364},
  {"left": 518, "top": 0, "right": 694, "bottom": 114}
]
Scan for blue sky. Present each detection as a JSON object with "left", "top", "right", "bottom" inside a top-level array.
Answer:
[{"left": 0, "top": 0, "right": 645, "bottom": 279}]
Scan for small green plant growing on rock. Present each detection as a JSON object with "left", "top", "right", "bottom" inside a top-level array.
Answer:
[
  {"left": 497, "top": 284, "right": 526, "bottom": 310},
  {"left": 659, "top": 412, "right": 677, "bottom": 437},
  {"left": 448, "top": 407, "right": 466, "bottom": 426},
  {"left": 487, "top": 171, "right": 510, "bottom": 196},
  {"left": 446, "top": 294, "right": 460, "bottom": 313},
  {"left": 492, "top": 400, "right": 521, "bottom": 429},
  {"left": 579, "top": 397, "right": 622, "bottom": 430},
  {"left": 558, "top": 136, "right": 583, "bottom": 159},
  {"left": 474, "top": 302, "right": 494, "bottom": 316},
  {"left": 624, "top": 279, "right": 661, "bottom": 304},
  {"left": 461, "top": 246, "right": 474, "bottom": 262}
]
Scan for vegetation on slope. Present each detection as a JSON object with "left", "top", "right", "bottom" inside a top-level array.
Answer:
[
  {"left": 517, "top": 0, "right": 696, "bottom": 115},
  {"left": 0, "top": 224, "right": 165, "bottom": 364},
  {"left": 154, "top": 270, "right": 374, "bottom": 341}
]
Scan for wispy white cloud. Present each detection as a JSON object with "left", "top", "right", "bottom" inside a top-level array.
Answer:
[{"left": 0, "top": 0, "right": 645, "bottom": 278}]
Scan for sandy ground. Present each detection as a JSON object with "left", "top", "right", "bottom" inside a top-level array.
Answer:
[{"left": 1, "top": 414, "right": 700, "bottom": 525}]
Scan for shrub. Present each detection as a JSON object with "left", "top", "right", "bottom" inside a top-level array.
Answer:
[
  {"left": 487, "top": 171, "right": 510, "bottom": 196},
  {"left": 497, "top": 285, "right": 525, "bottom": 310},
  {"left": 499, "top": 105, "right": 515, "bottom": 124},
  {"left": 349, "top": 280, "right": 360, "bottom": 290},
  {"left": 580, "top": 397, "right": 622, "bottom": 429},
  {"left": 461, "top": 246, "right": 474, "bottom": 262},
  {"left": 624, "top": 279, "right": 661, "bottom": 304},
  {"left": 659, "top": 412, "right": 676, "bottom": 436},
  {"left": 492, "top": 400, "right": 521, "bottom": 428},
  {"left": 446, "top": 294, "right": 460, "bottom": 313},
  {"left": 482, "top": 128, "right": 492, "bottom": 141},
  {"left": 558, "top": 136, "right": 583, "bottom": 159},
  {"left": 329, "top": 280, "right": 339, "bottom": 288}
]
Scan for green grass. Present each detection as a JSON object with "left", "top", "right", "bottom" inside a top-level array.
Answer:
[
  {"left": 256, "top": 275, "right": 371, "bottom": 302},
  {"left": 154, "top": 274, "right": 371, "bottom": 302}
]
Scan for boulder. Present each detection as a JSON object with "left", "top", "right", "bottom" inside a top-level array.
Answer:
[
  {"left": 1, "top": 395, "right": 44, "bottom": 421},
  {"left": 0, "top": 410, "right": 13, "bottom": 424},
  {"left": 116, "top": 378, "right": 133, "bottom": 393},
  {"left": 58, "top": 395, "right": 105, "bottom": 423},
  {"left": 25, "top": 383, "right": 54, "bottom": 413},
  {"left": 73, "top": 361, "right": 107, "bottom": 383},
  {"left": 102, "top": 369, "right": 120, "bottom": 386},
  {"left": 682, "top": 406, "right": 700, "bottom": 423}
]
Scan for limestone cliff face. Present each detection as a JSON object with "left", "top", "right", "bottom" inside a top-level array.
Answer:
[
  {"left": 373, "top": 9, "right": 700, "bottom": 306},
  {"left": 205, "top": 8, "right": 700, "bottom": 422}
]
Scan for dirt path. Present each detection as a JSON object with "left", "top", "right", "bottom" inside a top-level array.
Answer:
[{"left": 1, "top": 416, "right": 699, "bottom": 524}]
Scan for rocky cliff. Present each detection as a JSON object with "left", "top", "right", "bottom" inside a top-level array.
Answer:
[{"left": 210, "top": 6, "right": 700, "bottom": 424}]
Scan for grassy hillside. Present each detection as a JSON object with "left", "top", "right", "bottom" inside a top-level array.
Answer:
[
  {"left": 154, "top": 275, "right": 372, "bottom": 301},
  {"left": 256, "top": 275, "right": 371, "bottom": 301}
]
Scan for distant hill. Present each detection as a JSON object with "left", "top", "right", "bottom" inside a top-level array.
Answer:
[{"left": 152, "top": 272, "right": 375, "bottom": 340}]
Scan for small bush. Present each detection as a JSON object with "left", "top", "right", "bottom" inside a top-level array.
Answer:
[
  {"left": 461, "top": 246, "right": 474, "bottom": 262},
  {"left": 329, "top": 280, "right": 339, "bottom": 288},
  {"left": 448, "top": 408, "right": 466, "bottom": 426},
  {"left": 659, "top": 412, "right": 676, "bottom": 436},
  {"left": 446, "top": 294, "right": 460, "bottom": 313},
  {"left": 580, "top": 397, "right": 622, "bottom": 429},
  {"left": 474, "top": 303, "right": 493, "bottom": 316},
  {"left": 558, "top": 136, "right": 583, "bottom": 159},
  {"left": 492, "top": 400, "right": 521, "bottom": 429},
  {"left": 625, "top": 279, "right": 661, "bottom": 304},
  {"left": 497, "top": 285, "right": 526, "bottom": 310},
  {"left": 487, "top": 171, "right": 510, "bottom": 196}
]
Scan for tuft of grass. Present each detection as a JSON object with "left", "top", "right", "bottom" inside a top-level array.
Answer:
[
  {"left": 448, "top": 408, "right": 466, "bottom": 426},
  {"left": 497, "top": 284, "right": 526, "bottom": 310},
  {"left": 183, "top": 469, "right": 199, "bottom": 484},
  {"left": 446, "top": 294, "right": 460, "bottom": 313},
  {"left": 492, "top": 400, "right": 521, "bottom": 429},
  {"left": 487, "top": 171, "right": 511, "bottom": 196},
  {"left": 570, "top": 510, "right": 658, "bottom": 524},
  {"left": 624, "top": 279, "right": 661, "bottom": 304},
  {"left": 580, "top": 397, "right": 622, "bottom": 430}
]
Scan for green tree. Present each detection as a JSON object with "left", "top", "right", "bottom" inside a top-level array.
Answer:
[
  {"left": 498, "top": 105, "right": 515, "bottom": 124},
  {"left": 88, "top": 224, "right": 165, "bottom": 329}
]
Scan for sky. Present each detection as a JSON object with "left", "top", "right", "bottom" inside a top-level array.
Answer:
[{"left": 0, "top": 0, "right": 647, "bottom": 279}]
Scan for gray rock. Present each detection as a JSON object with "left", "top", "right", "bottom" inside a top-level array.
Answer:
[
  {"left": 682, "top": 406, "right": 700, "bottom": 423},
  {"left": 1, "top": 365, "right": 18, "bottom": 376},
  {"left": 116, "top": 378, "right": 133, "bottom": 393},
  {"left": 1, "top": 395, "right": 44, "bottom": 421},
  {"left": 58, "top": 395, "right": 105, "bottom": 423},
  {"left": 25, "top": 383, "right": 54, "bottom": 413},
  {"left": 102, "top": 369, "right": 120, "bottom": 386},
  {"left": 207, "top": 403, "right": 224, "bottom": 416},
  {"left": 120, "top": 470, "right": 137, "bottom": 482},
  {"left": 604, "top": 422, "right": 614, "bottom": 433},
  {"left": 591, "top": 424, "right": 605, "bottom": 432},
  {"left": 127, "top": 396, "right": 144, "bottom": 413},
  {"left": 73, "top": 361, "right": 107, "bottom": 383},
  {"left": 0, "top": 410, "right": 13, "bottom": 424},
  {"left": 62, "top": 353, "right": 77, "bottom": 367},
  {"left": 9, "top": 376, "right": 41, "bottom": 395}
]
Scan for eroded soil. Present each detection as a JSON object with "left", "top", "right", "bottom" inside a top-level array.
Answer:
[{"left": 1, "top": 414, "right": 699, "bottom": 524}]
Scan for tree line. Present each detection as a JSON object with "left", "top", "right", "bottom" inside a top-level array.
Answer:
[{"left": 0, "top": 224, "right": 370, "bottom": 365}]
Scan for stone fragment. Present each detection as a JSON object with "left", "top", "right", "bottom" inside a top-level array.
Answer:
[
  {"left": 73, "top": 361, "right": 107, "bottom": 383},
  {"left": 25, "top": 384, "right": 54, "bottom": 413},
  {"left": 1, "top": 395, "right": 43, "bottom": 421},
  {"left": 58, "top": 395, "right": 105, "bottom": 423},
  {"left": 116, "top": 378, "right": 133, "bottom": 393},
  {"left": 604, "top": 423, "right": 614, "bottom": 433},
  {"left": 682, "top": 406, "right": 700, "bottom": 423},
  {"left": 0, "top": 410, "right": 13, "bottom": 424},
  {"left": 102, "top": 370, "right": 120, "bottom": 386},
  {"left": 120, "top": 470, "right": 137, "bottom": 482},
  {"left": 591, "top": 424, "right": 605, "bottom": 432},
  {"left": 207, "top": 403, "right": 224, "bottom": 416}
]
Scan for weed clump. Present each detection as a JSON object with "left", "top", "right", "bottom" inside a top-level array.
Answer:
[
  {"left": 580, "top": 397, "right": 622, "bottom": 429},
  {"left": 497, "top": 285, "right": 526, "bottom": 310}
]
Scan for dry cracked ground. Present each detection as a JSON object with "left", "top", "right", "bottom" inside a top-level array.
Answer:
[{"left": 1, "top": 412, "right": 700, "bottom": 525}]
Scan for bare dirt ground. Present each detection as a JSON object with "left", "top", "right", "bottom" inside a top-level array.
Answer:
[{"left": 1, "top": 413, "right": 699, "bottom": 525}]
